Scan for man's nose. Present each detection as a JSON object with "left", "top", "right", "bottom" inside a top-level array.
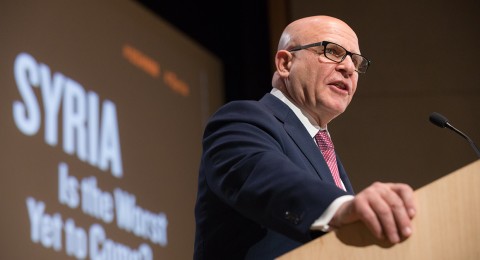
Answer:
[{"left": 336, "top": 55, "right": 356, "bottom": 75}]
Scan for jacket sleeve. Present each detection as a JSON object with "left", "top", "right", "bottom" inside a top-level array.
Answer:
[{"left": 201, "top": 100, "right": 348, "bottom": 242}]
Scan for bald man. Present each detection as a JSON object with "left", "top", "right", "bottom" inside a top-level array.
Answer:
[{"left": 194, "top": 15, "right": 416, "bottom": 259}]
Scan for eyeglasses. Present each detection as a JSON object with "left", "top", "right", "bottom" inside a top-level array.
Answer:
[{"left": 288, "top": 41, "right": 371, "bottom": 74}]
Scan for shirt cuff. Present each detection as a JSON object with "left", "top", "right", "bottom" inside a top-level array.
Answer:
[{"left": 311, "top": 195, "right": 354, "bottom": 232}]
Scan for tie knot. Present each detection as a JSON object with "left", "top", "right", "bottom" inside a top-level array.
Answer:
[{"left": 315, "top": 130, "right": 334, "bottom": 150}]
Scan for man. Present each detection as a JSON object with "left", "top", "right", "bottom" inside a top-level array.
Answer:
[{"left": 194, "top": 15, "right": 416, "bottom": 259}]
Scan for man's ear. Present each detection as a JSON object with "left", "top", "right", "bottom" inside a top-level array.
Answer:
[{"left": 275, "top": 50, "right": 293, "bottom": 77}]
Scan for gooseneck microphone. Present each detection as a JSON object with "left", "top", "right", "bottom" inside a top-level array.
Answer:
[{"left": 429, "top": 112, "right": 480, "bottom": 158}]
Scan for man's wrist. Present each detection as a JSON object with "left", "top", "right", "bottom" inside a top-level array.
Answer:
[{"left": 311, "top": 195, "right": 354, "bottom": 232}]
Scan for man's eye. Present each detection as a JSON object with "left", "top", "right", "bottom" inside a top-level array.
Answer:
[{"left": 326, "top": 48, "right": 341, "bottom": 57}]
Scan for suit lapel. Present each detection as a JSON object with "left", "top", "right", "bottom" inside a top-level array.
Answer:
[{"left": 260, "top": 94, "right": 339, "bottom": 185}]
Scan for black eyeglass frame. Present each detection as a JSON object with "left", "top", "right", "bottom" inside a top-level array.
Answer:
[{"left": 288, "top": 41, "right": 371, "bottom": 73}]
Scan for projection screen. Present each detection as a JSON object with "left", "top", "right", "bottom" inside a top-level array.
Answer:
[{"left": 0, "top": 1, "right": 223, "bottom": 259}]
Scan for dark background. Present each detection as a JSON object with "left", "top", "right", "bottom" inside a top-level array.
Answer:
[
  {"left": 136, "top": 0, "right": 273, "bottom": 102},
  {"left": 136, "top": 0, "right": 480, "bottom": 193}
]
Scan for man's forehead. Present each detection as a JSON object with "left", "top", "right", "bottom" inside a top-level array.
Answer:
[{"left": 303, "top": 26, "right": 359, "bottom": 52}]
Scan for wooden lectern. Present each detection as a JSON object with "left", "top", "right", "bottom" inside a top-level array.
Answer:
[{"left": 277, "top": 160, "right": 480, "bottom": 260}]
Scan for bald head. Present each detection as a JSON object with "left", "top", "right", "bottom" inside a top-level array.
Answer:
[
  {"left": 277, "top": 16, "right": 359, "bottom": 53},
  {"left": 272, "top": 15, "right": 362, "bottom": 127}
]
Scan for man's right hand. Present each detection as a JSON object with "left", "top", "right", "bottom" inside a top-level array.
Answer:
[{"left": 330, "top": 182, "right": 416, "bottom": 243}]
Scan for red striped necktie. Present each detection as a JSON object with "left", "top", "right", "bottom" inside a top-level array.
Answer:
[{"left": 314, "top": 130, "right": 344, "bottom": 190}]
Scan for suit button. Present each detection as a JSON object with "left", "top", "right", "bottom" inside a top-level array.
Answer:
[{"left": 284, "top": 211, "right": 300, "bottom": 225}]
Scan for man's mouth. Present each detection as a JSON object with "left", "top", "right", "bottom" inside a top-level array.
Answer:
[{"left": 330, "top": 81, "right": 350, "bottom": 94}]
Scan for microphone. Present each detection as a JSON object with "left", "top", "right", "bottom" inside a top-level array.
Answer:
[{"left": 429, "top": 112, "right": 480, "bottom": 158}]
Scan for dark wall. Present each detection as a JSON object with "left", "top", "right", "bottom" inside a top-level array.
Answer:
[
  {"left": 137, "top": 0, "right": 480, "bottom": 191},
  {"left": 289, "top": 0, "right": 480, "bottom": 190},
  {"left": 136, "top": 0, "right": 273, "bottom": 102}
]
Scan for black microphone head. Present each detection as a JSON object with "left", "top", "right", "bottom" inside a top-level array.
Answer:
[{"left": 429, "top": 112, "right": 449, "bottom": 128}]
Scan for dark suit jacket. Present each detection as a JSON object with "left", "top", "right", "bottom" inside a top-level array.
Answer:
[{"left": 194, "top": 93, "right": 354, "bottom": 259}]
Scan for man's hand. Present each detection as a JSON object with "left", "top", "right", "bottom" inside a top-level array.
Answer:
[{"left": 331, "top": 182, "right": 416, "bottom": 243}]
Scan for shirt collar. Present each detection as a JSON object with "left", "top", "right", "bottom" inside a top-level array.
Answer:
[{"left": 270, "top": 88, "right": 326, "bottom": 138}]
